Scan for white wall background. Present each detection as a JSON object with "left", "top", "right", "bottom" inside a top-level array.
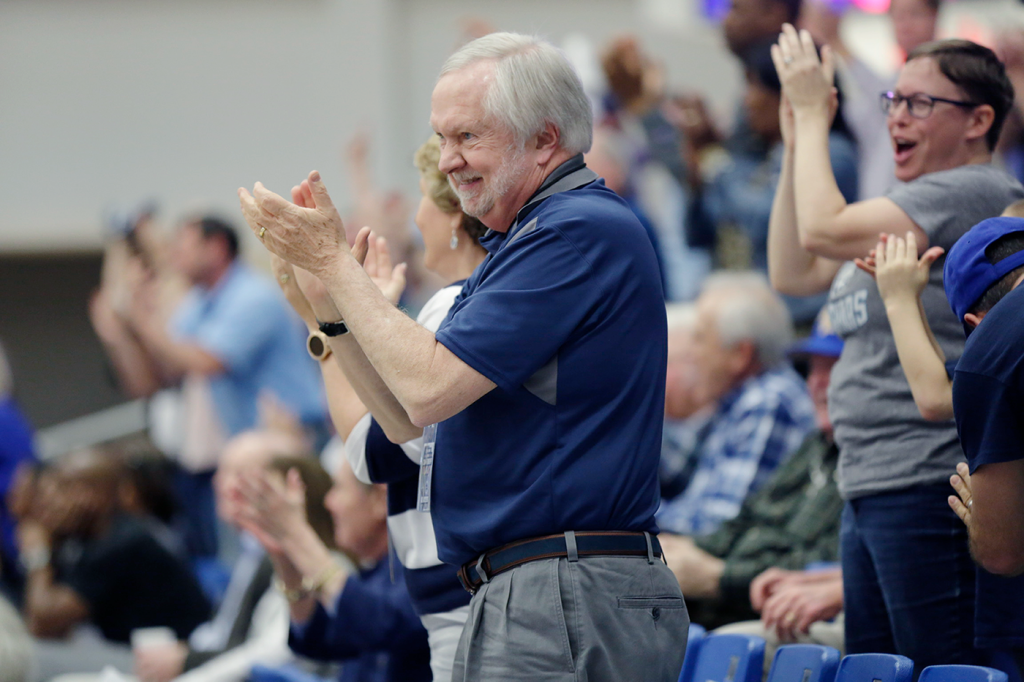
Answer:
[{"left": 3, "top": 0, "right": 1024, "bottom": 253}]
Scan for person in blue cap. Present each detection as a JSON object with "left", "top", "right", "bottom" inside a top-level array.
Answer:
[
  {"left": 855, "top": 208, "right": 1024, "bottom": 676},
  {"left": 943, "top": 212, "right": 1024, "bottom": 579}
]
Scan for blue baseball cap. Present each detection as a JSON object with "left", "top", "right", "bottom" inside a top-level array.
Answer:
[
  {"left": 944, "top": 217, "right": 1024, "bottom": 328},
  {"left": 789, "top": 309, "right": 844, "bottom": 358}
]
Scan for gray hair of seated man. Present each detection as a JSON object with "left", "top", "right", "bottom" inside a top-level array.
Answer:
[
  {"left": 701, "top": 271, "right": 794, "bottom": 369},
  {"left": 440, "top": 32, "right": 593, "bottom": 156}
]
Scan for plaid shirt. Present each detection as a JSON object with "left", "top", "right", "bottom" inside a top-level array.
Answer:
[{"left": 656, "top": 365, "right": 815, "bottom": 536}]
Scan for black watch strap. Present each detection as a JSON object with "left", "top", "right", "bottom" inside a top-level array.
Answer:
[{"left": 317, "top": 318, "right": 349, "bottom": 337}]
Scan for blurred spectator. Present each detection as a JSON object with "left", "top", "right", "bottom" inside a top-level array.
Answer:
[
  {"left": 237, "top": 457, "right": 431, "bottom": 682},
  {"left": 18, "top": 450, "right": 210, "bottom": 644},
  {"left": 660, "top": 312, "right": 843, "bottom": 630},
  {"left": 0, "top": 339, "right": 37, "bottom": 603},
  {"left": 91, "top": 215, "right": 328, "bottom": 558},
  {"left": 600, "top": 36, "right": 711, "bottom": 300},
  {"left": 723, "top": 0, "right": 802, "bottom": 58},
  {"left": 687, "top": 39, "right": 858, "bottom": 324},
  {"left": 133, "top": 430, "right": 315, "bottom": 682},
  {"left": 891, "top": 0, "right": 940, "bottom": 62},
  {"left": 716, "top": 566, "right": 845, "bottom": 668},
  {"left": 656, "top": 273, "right": 815, "bottom": 536},
  {"left": 19, "top": 450, "right": 210, "bottom": 681},
  {"left": 660, "top": 304, "right": 712, "bottom": 500}
]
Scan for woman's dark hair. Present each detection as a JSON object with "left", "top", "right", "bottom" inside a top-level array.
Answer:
[
  {"left": 907, "top": 39, "right": 1014, "bottom": 151},
  {"left": 267, "top": 455, "right": 337, "bottom": 550},
  {"left": 745, "top": 39, "right": 855, "bottom": 144}
]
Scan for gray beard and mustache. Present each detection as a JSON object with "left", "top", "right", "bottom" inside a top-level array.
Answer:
[{"left": 448, "top": 147, "right": 528, "bottom": 218}]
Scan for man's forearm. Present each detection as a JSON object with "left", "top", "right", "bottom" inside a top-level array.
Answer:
[
  {"left": 327, "top": 336, "right": 422, "bottom": 443},
  {"left": 130, "top": 321, "right": 223, "bottom": 378},
  {"left": 318, "top": 255, "right": 485, "bottom": 427}
]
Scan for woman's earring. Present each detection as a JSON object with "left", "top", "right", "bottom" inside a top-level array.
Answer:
[{"left": 450, "top": 229, "right": 459, "bottom": 250}]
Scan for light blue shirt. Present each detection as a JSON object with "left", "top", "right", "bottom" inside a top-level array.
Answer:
[{"left": 172, "top": 263, "right": 326, "bottom": 436}]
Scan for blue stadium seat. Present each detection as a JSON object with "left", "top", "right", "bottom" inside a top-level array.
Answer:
[
  {"left": 766, "top": 644, "right": 840, "bottom": 682},
  {"left": 678, "top": 623, "right": 708, "bottom": 682},
  {"left": 919, "top": 665, "right": 1009, "bottom": 682},
  {"left": 249, "top": 664, "right": 332, "bottom": 682},
  {"left": 687, "top": 633, "right": 766, "bottom": 682},
  {"left": 835, "top": 653, "right": 914, "bottom": 682}
]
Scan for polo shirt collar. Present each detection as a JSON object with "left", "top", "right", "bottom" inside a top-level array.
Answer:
[{"left": 478, "top": 154, "right": 598, "bottom": 254}]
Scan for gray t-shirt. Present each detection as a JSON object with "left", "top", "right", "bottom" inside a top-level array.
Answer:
[{"left": 828, "top": 163, "right": 1024, "bottom": 499}]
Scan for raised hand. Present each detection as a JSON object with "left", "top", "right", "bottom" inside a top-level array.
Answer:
[
  {"left": 874, "top": 231, "right": 945, "bottom": 303},
  {"left": 238, "top": 171, "right": 350, "bottom": 277},
  {"left": 771, "top": 24, "right": 835, "bottom": 113},
  {"left": 362, "top": 232, "right": 407, "bottom": 306},
  {"left": 235, "top": 468, "right": 309, "bottom": 557}
]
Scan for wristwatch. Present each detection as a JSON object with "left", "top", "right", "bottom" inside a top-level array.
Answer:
[
  {"left": 307, "top": 330, "right": 333, "bottom": 361},
  {"left": 317, "top": 318, "right": 349, "bottom": 337}
]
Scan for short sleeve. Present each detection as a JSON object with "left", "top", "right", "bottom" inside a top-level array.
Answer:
[
  {"left": 886, "top": 167, "right": 1024, "bottom": 250},
  {"left": 200, "top": 300, "right": 292, "bottom": 373},
  {"left": 435, "top": 223, "right": 600, "bottom": 392},
  {"left": 953, "top": 371, "right": 1024, "bottom": 471}
]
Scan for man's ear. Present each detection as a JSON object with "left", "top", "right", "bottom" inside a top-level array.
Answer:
[
  {"left": 964, "top": 311, "right": 986, "bottom": 329},
  {"left": 533, "top": 121, "right": 561, "bottom": 164},
  {"left": 964, "top": 104, "right": 996, "bottom": 146},
  {"left": 730, "top": 339, "right": 758, "bottom": 375}
]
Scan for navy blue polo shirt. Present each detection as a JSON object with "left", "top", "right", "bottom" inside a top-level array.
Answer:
[
  {"left": 953, "top": 283, "right": 1024, "bottom": 473},
  {"left": 431, "top": 156, "right": 667, "bottom": 566},
  {"left": 952, "top": 283, "right": 1024, "bottom": 650}
]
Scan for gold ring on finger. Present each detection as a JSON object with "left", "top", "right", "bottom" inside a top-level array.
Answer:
[
  {"left": 785, "top": 612, "right": 797, "bottom": 624},
  {"left": 259, "top": 227, "right": 267, "bottom": 239},
  {"left": 279, "top": 274, "right": 290, "bottom": 283}
]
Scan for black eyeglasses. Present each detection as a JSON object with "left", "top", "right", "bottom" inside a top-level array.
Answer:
[{"left": 880, "top": 91, "right": 980, "bottom": 119}]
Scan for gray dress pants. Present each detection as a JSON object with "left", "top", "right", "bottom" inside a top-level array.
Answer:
[{"left": 452, "top": 555, "right": 689, "bottom": 681}]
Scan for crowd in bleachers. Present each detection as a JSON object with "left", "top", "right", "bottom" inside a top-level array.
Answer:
[{"left": 3, "top": 1, "right": 1024, "bottom": 680}]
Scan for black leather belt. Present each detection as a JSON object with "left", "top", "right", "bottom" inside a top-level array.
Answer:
[{"left": 457, "top": 530, "right": 663, "bottom": 594}]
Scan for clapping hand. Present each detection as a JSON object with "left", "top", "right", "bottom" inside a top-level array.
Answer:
[
  {"left": 238, "top": 172, "right": 351, "bottom": 277},
  {"left": 361, "top": 231, "right": 407, "bottom": 306},
  {"left": 875, "top": 232, "right": 944, "bottom": 303},
  {"left": 772, "top": 24, "right": 838, "bottom": 117},
  {"left": 235, "top": 468, "right": 309, "bottom": 557}
]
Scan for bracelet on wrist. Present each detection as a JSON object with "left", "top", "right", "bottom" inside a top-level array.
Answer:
[
  {"left": 316, "top": 318, "right": 349, "bottom": 337},
  {"left": 274, "top": 561, "right": 344, "bottom": 603}
]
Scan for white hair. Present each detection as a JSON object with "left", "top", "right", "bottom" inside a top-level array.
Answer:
[
  {"left": 701, "top": 272, "right": 794, "bottom": 368},
  {"left": 440, "top": 32, "right": 593, "bottom": 155},
  {"left": 665, "top": 303, "right": 697, "bottom": 332}
]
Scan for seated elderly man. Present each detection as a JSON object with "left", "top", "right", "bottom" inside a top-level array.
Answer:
[
  {"left": 134, "top": 430, "right": 313, "bottom": 682},
  {"left": 657, "top": 272, "right": 815, "bottom": 537},
  {"left": 660, "top": 313, "right": 843, "bottom": 629}
]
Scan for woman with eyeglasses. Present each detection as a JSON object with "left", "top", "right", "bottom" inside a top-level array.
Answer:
[{"left": 767, "top": 29, "right": 1024, "bottom": 672}]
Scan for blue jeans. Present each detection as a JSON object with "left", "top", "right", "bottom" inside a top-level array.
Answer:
[{"left": 841, "top": 485, "right": 977, "bottom": 668}]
